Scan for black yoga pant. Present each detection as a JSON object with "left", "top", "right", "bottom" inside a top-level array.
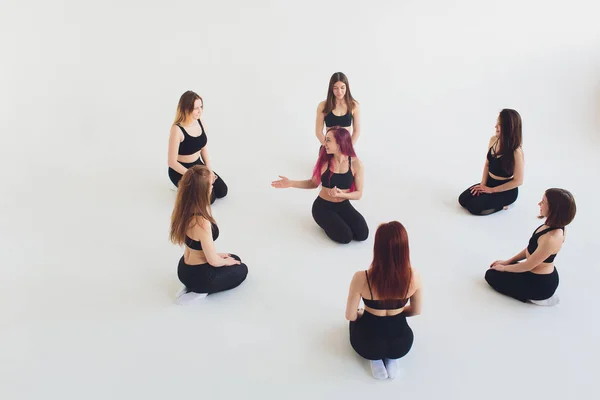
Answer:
[
  {"left": 485, "top": 265, "right": 559, "bottom": 302},
  {"left": 311, "top": 197, "right": 368, "bottom": 244},
  {"left": 349, "top": 311, "right": 414, "bottom": 360},
  {"left": 458, "top": 176, "right": 518, "bottom": 215},
  {"left": 177, "top": 254, "right": 248, "bottom": 295},
  {"left": 168, "top": 158, "right": 228, "bottom": 204}
]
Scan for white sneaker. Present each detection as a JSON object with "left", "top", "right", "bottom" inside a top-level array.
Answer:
[
  {"left": 370, "top": 360, "right": 388, "bottom": 380},
  {"left": 530, "top": 295, "right": 560, "bottom": 306},
  {"left": 384, "top": 358, "right": 400, "bottom": 379},
  {"left": 175, "top": 287, "right": 207, "bottom": 305}
]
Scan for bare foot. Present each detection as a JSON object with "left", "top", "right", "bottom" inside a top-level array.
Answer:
[{"left": 503, "top": 206, "right": 509, "bottom": 210}]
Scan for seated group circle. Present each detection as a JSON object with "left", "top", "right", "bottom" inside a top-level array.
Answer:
[{"left": 166, "top": 72, "right": 578, "bottom": 380}]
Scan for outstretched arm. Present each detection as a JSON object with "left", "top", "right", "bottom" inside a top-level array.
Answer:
[{"left": 272, "top": 175, "right": 319, "bottom": 189}]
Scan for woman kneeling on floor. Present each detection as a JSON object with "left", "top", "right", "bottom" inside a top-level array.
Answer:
[{"left": 345, "top": 221, "right": 423, "bottom": 379}]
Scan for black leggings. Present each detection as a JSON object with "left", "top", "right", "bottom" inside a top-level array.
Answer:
[
  {"left": 311, "top": 196, "right": 369, "bottom": 244},
  {"left": 485, "top": 265, "right": 559, "bottom": 302},
  {"left": 349, "top": 311, "right": 414, "bottom": 360},
  {"left": 458, "top": 176, "right": 518, "bottom": 215},
  {"left": 177, "top": 254, "right": 248, "bottom": 295},
  {"left": 168, "top": 158, "right": 228, "bottom": 204}
]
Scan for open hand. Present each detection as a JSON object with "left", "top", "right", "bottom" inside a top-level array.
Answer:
[{"left": 271, "top": 175, "right": 291, "bottom": 189}]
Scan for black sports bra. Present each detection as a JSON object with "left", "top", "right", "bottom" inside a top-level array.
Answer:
[
  {"left": 321, "top": 156, "right": 353, "bottom": 189},
  {"left": 324, "top": 110, "right": 352, "bottom": 127},
  {"left": 487, "top": 139, "right": 513, "bottom": 178},
  {"left": 178, "top": 120, "right": 207, "bottom": 156},
  {"left": 527, "top": 225, "right": 564, "bottom": 263},
  {"left": 185, "top": 222, "right": 219, "bottom": 251},
  {"left": 362, "top": 271, "right": 408, "bottom": 310}
]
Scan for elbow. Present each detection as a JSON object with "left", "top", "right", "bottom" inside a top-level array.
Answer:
[
  {"left": 345, "top": 313, "right": 357, "bottom": 322},
  {"left": 353, "top": 191, "right": 363, "bottom": 200}
]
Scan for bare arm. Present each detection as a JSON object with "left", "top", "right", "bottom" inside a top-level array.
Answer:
[
  {"left": 191, "top": 219, "right": 239, "bottom": 267},
  {"left": 168, "top": 125, "right": 187, "bottom": 175},
  {"left": 315, "top": 102, "right": 326, "bottom": 146},
  {"left": 491, "top": 148, "right": 524, "bottom": 193},
  {"left": 199, "top": 117, "right": 212, "bottom": 170},
  {"left": 336, "top": 158, "right": 364, "bottom": 200},
  {"left": 507, "top": 248, "right": 527, "bottom": 264},
  {"left": 503, "top": 233, "right": 563, "bottom": 273},
  {"left": 272, "top": 175, "right": 319, "bottom": 189},
  {"left": 402, "top": 271, "right": 422, "bottom": 317},
  {"left": 350, "top": 103, "right": 361, "bottom": 145},
  {"left": 345, "top": 272, "right": 363, "bottom": 321}
]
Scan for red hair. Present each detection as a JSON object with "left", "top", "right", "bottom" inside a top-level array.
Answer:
[
  {"left": 368, "top": 221, "right": 412, "bottom": 302},
  {"left": 311, "top": 127, "right": 357, "bottom": 191}
]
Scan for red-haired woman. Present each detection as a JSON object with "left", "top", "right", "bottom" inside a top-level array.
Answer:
[
  {"left": 167, "top": 91, "right": 228, "bottom": 204},
  {"left": 271, "top": 127, "right": 368, "bottom": 244},
  {"left": 486, "top": 188, "right": 576, "bottom": 306},
  {"left": 345, "top": 221, "right": 422, "bottom": 379},
  {"left": 315, "top": 72, "right": 361, "bottom": 146}
]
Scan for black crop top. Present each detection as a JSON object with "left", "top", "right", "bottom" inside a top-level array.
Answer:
[
  {"left": 324, "top": 110, "right": 352, "bottom": 127},
  {"left": 321, "top": 156, "right": 353, "bottom": 189},
  {"left": 363, "top": 271, "right": 408, "bottom": 310},
  {"left": 487, "top": 140, "right": 512, "bottom": 178},
  {"left": 527, "top": 225, "right": 564, "bottom": 263},
  {"left": 178, "top": 120, "right": 207, "bottom": 156},
  {"left": 185, "top": 222, "right": 219, "bottom": 251}
]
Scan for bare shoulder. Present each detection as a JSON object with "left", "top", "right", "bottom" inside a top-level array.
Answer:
[
  {"left": 317, "top": 100, "right": 326, "bottom": 112},
  {"left": 352, "top": 100, "right": 360, "bottom": 110},
  {"left": 352, "top": 270, "right": 366, "bottom": 284},
  {"left": 411, "top": 269, "right": 423, "bottom": 290},
  {"left": 487, "top": 135, "right": 497, "bottom": 147},
  {"left": 514, "top": 146, "right": 524, "bottom": 157},
  {"left": 170, "top": 124, "right": 183, "bottom": 137},
  {"left": 351, "top": 157, "right": 363, "bottom": 171}
]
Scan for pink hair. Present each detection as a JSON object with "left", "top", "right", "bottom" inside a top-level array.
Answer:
[{"left": 312, "top": 127, "right": 357, "bottom": 191}]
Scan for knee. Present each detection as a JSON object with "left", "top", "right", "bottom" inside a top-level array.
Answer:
[
  {"left": 484, "top": 269, "right": 497, "bottom": 285},
  {"left": 229, "top": 254, "right": 241, "bottom": 262},
  {"left": 330, "top": 230, "right": 353, "bottom": 244},
  {"left": 214, "top": 180, "right": 228, "bottom": 199},
  {"left": 355, "top": 226, "right": 369, "bottom": 242}
]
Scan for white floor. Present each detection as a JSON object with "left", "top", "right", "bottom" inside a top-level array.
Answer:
[{"left": 1, "top": 1, "right": 600, "bottom": 399}]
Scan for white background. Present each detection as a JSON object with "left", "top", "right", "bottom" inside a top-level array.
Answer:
[{"left": 1, "top": 0, "right": 599, "bottom": 399}]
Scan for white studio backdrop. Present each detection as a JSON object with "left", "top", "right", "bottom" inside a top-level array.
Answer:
[{"left": 1, "top": 1, "right": 599, "bottom": 399}]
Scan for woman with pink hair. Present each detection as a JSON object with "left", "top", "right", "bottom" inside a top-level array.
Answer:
[{"left": 272, "top": 127, "right": 368, "bottom": 244}]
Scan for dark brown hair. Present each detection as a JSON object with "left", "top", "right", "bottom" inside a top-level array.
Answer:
[
  {"left": 173, "top": 91, "right": 203, "bottom": 125},
  {"left": 497, "top": 108, "right": 523, "bottom": 174},
  {"left": 542, "top": 188, "right": 576, "bottom": 227},
  {"left": 170, "top": 165, "right": 215, "bottom": 246},
  {"left": 322, "top": 72, "right": 357, "bottom": 115},
  {"left": 367, "top": 221, "right": 413, "bottom": 303}
]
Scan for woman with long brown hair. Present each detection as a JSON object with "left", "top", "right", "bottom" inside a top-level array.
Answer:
[
  {"left": 345, "top": 221, "right": 422, "bottom": 379},
  {"left": 167, "top": 90, "right": 228, "bottom": 204},
  {"left": 458, "top": 109, "right": 525, "bottom": 215},
  {"left": 315, "top": 72, "right": 361, "bottom": 146},
  {"left": 486, "top": 188, "right": 576, "bottom": 306},
  {"left": 271, "top": 127, "right": 368, "bottom": 244},
  {"left": 170, "top": 165, "right": 247, "bottom": 305}
]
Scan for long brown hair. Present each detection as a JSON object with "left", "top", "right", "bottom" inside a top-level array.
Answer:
[
  {"left": 322, "top": 72, "right": 357, "bottom": 115},
  {"left": 542, "top": 188, "right": 576, "bottom": 227},
  {"left": 368, "top": 221, "right": 413, "bottom": 301},
  {"left": 497, "top": 108, "right": 522, "bottom": 174},
  {"left": 170, "top": 165, "right": 215, "bottom": 245},
  {"left": 173, "top": 90, "right": 203, "bottom": 126}
]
